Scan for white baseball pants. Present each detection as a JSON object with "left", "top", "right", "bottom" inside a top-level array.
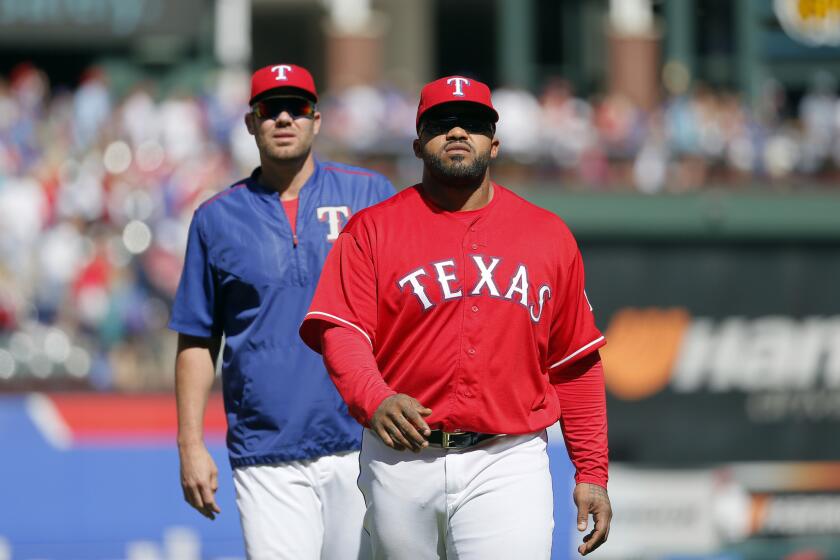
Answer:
[
  {"left": 358, "top": 430, "right": 554, "bottom": 560},
  {"left": 233, "top": 450, "right": 369, "bottom": 560}
]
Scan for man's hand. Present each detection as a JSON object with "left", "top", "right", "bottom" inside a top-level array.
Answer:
[
  {"left": 371, "top": 394, "right": 432, "bottom": 452},
  {"left": 574, "top": 482, "right": 612, "bottom": 555},
  {"left": 179, "top": 441, "right": 221, "bottom": 520}
]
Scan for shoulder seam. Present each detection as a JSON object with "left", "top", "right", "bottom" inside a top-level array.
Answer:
[
  {"left": 199, "top": 182, "right": 248, "bottom": 209},
  {"left": 323, "top": 165, "right": 375, "bottom": 177},
  {"left": 345, "top": 183, "right": 415, "bottom": 223}
]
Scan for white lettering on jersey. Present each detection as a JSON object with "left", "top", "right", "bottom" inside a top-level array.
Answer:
[
  {"left": 317, "top": 206, "right": 351, "bottom": 241},
  {"left": 432, "top": 260, "right": 462, "bottom": 300},
  {"left": 272, "top": 65, "right": 293, "bottom": 81},
  {"left": 397, "top": 256, "right": 552, "bottom": 323},
  {"left": 447, "top": 77, "right": 470, "bottom": 96},
  {"left": 529, "top": 285, "right": 552, "bottom": 323},
  {"left": 504, "top": 264, "right": 529, "bottom": 307},
  {"left": 398, "top": 268, "right": 434, "bottom": 310},
  {"left": 470, "top": 256, "right": 501, "bottom": 297}
]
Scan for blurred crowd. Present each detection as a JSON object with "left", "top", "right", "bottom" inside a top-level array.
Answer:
[
  {"left": 0, "top": 64, "right": 256, "bottom": 391},
  {"left": 321, "top": 71, "right": 840, "bottom": 192},
  {"left": 2, "top": 63, "right": 840, "bottom": 390}
]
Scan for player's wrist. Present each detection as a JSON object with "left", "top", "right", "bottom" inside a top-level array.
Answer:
[
  {"left": 574, "top": 475, "right": 608, "bottom": 490},
  {"left": 177, "top": 434, "right": 206, "bottom": 450},
  {"left": 364, "top": 388, "right": 398, "bottom": 422}
]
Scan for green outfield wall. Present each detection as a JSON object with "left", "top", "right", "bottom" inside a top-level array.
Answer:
[{"left": 517, "top": 189, "right": 840, "bottom": 242}]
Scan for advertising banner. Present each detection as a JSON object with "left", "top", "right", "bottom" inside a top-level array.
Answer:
[
  {"left": 0, "top": 393, "right": 242, "bottom": 560},
  {"left": 587, "top": 462, "right": 840, "bottom": 558},
  {"left": 587, "top": 466, "right": 731, "bottom": 558},
  {"left": 580, "top": 242, "right": 840, "bottom": 464}
]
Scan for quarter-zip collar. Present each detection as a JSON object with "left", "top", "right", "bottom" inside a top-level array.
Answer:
[{"left": 247, "top": 158, "right": 324, "bottom": 200}]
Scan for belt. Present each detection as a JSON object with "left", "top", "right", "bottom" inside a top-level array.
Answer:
[{"left": 427, "top": 430, "right": 498, "bottom": 449}]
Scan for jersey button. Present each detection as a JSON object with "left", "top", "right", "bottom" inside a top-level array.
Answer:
[
  {"left": 467, "top": 348, "right": 476, "bottom": 355},
  {"left": 471, "top": 305, "right": 479, "bottom": 313},
  {"left": 471, "top": 243, "right": 478, "bottom": 250}
]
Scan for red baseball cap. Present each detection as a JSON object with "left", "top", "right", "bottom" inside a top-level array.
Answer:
[
  {"left": 249, "top": 64, "right": 318, "bottom": 105},
  {"left": 416, "top": 76, "right": 498, "bottom": 128}
]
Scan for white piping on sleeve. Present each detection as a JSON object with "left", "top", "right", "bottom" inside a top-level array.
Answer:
[
  {"left": 304, "top": 311, "right": 373, "bottom": 348},
  {"left": 548, "top": 336, "right": 605, "bottom": 370}
]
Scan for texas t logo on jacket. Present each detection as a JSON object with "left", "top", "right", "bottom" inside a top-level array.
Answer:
[{"left": 317, "top": 206, "right": 351, "bottom": 241}]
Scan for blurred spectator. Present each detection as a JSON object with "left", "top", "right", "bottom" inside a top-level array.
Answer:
[
  {"left": 73, "top": 67, "right": 111, "bottom": 150},
  {"left": 120, "top": 84, "right": 159, "bottom": 149},
  {"left": 539, "top": 78, "right": 595, "bottom": 171},
  {"left": 800, "top": 71, "right": 836, "bottom": 173},
  {"left": 633, "top": 109, "right": 668, "bottom": 194},
  {"left": 492, "top": 85, "right": 543, "bottom": 163}
]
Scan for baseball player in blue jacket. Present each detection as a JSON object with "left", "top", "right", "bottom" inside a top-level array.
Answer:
[{"left": 169, "top": 64, "right": 395, "bottom": 560}]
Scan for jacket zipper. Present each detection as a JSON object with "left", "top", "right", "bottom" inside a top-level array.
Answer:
[
  {"left": 278, "top": 194, "right": 303, "bottom": 286},
  {"left": 287, "top": 192, "right": 305, "bottom": 285}
]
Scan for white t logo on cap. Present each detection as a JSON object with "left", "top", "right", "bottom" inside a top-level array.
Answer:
[
  {"left": 447, "top": 77, "right": 470, "bottom": 96},
  {"left": 272, "top": 65, "right": 293, "bottom": 81}
]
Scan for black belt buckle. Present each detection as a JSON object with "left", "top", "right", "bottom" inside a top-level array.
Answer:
[
  {"left": 430, "top": 430, "right": 494, "bottom": 449},
  {"left": 440, "top": 430, "right": 459, "bottom": 449}
]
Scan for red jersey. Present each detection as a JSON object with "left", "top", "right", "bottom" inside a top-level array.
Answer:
[{"left": 300, "top": 184, "right": 605, "bottom": 435}]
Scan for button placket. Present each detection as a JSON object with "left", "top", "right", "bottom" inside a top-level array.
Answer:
[{"left": 458, "top": 221, "right": 482, "bottom": 409}]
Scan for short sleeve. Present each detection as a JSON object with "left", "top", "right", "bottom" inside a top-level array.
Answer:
[
  {"left": 300, "top": 221, "right": 378, "bottom": 354},
  {"left": 168, "top": 212, "right": 222, "bottom": 338},
  {"left": 546, "top": 246, "right": 605, "bottom": 375}
]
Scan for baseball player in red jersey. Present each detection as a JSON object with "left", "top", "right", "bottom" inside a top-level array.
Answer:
[{"left": 299, "top": 76, "right": 612, "bottom": 558}]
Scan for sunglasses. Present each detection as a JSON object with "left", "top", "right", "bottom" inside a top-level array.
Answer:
[
  {"left": 420, "top": 115, "right": 495, "bottom": 137},
  {"left": 252, "top": 97, "right": 316, "bottom": 120}
]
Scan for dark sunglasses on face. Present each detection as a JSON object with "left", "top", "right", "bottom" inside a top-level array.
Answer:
[
  {"left": 420, "top": 115, "right": 495, "bottom": 137},
  {"left": 252, "top": 97, "right": 316, "bottom": 120}
]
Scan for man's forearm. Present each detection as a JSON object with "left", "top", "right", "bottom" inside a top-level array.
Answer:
[
  {"left": 321, "top": 325, "right": 395, "bottom": 426},
  {"left": 175, "top": 335, "right": 221, "bottom": 448},
  {"left": 552, "top": 352, "right": 609, "bottom": 488}
]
